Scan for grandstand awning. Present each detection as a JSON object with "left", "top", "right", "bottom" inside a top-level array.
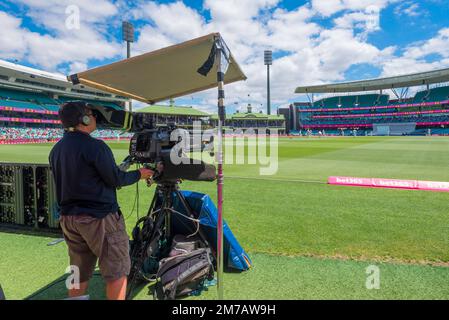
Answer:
[
  {"left": 295, "top": 67, "right": 449, "bottom": 94},
  {"left": 68, "top": 33, "right": 246, "bottom": 104}
]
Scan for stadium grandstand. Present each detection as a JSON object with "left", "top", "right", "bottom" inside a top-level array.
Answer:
[
  {"left": 0, "top": 59, "right": 220, "bottom": 143},
  {"left": 0, "top": 59, "right": 134, "bottom": 143},
  {"left": 281, "top": 67, "right": 449, "bottom": 136},
  {"left": 138, "top": 103, "right": 211, "bottom": 128},
  {"left": 210, "top": 104, "right": 286, "bottom": 134},
  {"left": 0, "top": 59, "right": 285, "bottom": 143}
]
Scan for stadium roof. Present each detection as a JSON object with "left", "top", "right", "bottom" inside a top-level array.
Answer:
[
  {"left": 0, "top": 59, "right": 67, "bottom": 82},
  {"left": 68, "top": 33, "right": 246, "bottom": 104},
  {"left": 210, "top": 112, "right": 284, "bottom": 120},
  {"left": 138, "top": 105, "right": 209, "bottom": 116},
  {"left": 295, "top": 67, "right": 449, "bottom": 94},
  {"left": 0, "top": 59, "right": 127, "bottom": 102}
]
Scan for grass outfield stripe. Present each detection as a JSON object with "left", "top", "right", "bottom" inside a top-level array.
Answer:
[
  {"left": 249, "top": 250, "right": 449, "bottom": 268},
  {"left": 2, "top": 138, "right": 449, "bottom": 299},
  {"left": 1, "top": 232, "right": 447, "bottom": 300}
]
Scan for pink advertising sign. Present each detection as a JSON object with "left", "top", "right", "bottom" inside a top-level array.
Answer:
[{"left": 328, "top": 176, "right": 449, "bottom": 192}]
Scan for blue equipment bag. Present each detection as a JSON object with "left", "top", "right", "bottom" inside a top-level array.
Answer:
[
  {"left": 0, "top": 285, "right": 5, "bottom": 300},
  {"left": 167, "top": 190, "right": 252, "bottom": 271}
]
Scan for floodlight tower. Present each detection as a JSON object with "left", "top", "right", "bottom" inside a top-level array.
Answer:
[
  {"left": 264, "top": 50, "right": 272, "bottom": 115},
  {"left": 122, "top": 21, "right": 134, "bottom": 112}
]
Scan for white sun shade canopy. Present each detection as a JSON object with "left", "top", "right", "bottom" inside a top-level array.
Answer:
[{"left": 68, "top": 33, "right": 246, "bottom": 104}]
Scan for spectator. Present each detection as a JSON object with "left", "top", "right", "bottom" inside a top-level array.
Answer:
[{"left": 0, "top": 126, "right": 133, "bottom": 141}]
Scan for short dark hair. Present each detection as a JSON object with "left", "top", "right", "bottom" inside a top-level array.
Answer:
[{"left": 58, "top": 101, "right": 90, "bottom": 129}]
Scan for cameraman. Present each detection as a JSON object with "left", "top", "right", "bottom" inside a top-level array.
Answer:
[{"left": 49, "top": 101, "right": 153, "bottom": 300}]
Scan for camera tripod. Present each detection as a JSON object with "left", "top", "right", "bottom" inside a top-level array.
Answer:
[{"left": 126, "top": 179, "right": 212, "bottom": 300}]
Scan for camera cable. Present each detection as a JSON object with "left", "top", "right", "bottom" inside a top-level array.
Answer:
[
  {"left": 124, "top": 164, "right": 140, "bottom": 221},
  {"left": 167, "top": 208, "right": 201, "bottom": 238}
]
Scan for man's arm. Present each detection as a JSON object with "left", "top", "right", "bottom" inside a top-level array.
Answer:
[{"left": 93, "top": 142, "right": 149, "bottom": 188}]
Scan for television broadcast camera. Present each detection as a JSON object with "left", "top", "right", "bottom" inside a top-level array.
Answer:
[
  {"left": 88, "top": 104, "right": 217, "bottom": 299},
  {"left": 89, "top": 104, "right": 216, "bottom": 183}
]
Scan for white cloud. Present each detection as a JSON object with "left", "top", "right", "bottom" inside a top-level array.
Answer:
[
  {"left": 0, "top": 1, "right": 121, "bottom": 72},
  {"left": 133, "top": 25, "right": 174, "bottom": 55},
  {"left": 128, "top": 0, "right": 406, "bottom": 113},
  {"left": 132, "top": 2, "right": 209, "bottom": 55},
  {"left": 380, "top": 28, "right": 449, "bottom": 78},
  {"left": 314, "top": 29, "right": 382, "bottom": 79},
  {"left": 1, "top": 0, "right": 448, "bottom": 113},
  {"left": 267, "top": 6, "right": 321, "bottom": 52},
  {"left": 381, "top": 57, "right": 440, "bottom": 77},
  {"left": 311, "top": 0, "right": 393, "bottom": 17},
  {"left": 135, "top": 2, "right": 207, "bottom": 43},
  {"left": 0, "top": 12, "right": 28, "bottom": 60},
  {"left": 334, "top": 10, "right": 381, "bottom": 37},
  {"left": 394, "top": 1, "right": 422, "bottom": 17},
  {"left": 15, "top": 0, "right": 117, "bottom": 29},
  {"left": 67, "top": 61, "right": 88, "bottom": 75},
  {"left": 311, "top": 0, "right": 345, "bottom": 17},
  {"left": 204, "top": 0, "right": 279, "bottom": 22},
  {"left": 404, "top": 28, "right": 449, "bottom": 60}
]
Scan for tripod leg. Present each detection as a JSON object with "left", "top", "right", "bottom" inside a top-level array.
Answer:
[
  {"left": 126, "top": 186, "right": 162, "bottom": 299},
  {"left": 147, "top": 188, "right": 158, "bottom": 218},
  {"left": 164, "top": 188, "right": 173, "bottom": 240}
]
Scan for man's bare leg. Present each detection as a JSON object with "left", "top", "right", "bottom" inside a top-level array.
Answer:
[
  {"left": 106, "top": 277, "right": 127, "bottom": 300},
  {"left": 68, "top": 281, "right": 89, "bottom": 298}
]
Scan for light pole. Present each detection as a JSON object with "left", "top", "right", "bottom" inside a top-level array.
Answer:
[
  {"left": 122, "top": 21, "right": 134, "bottom": 112},
  {"left": 264, "top": 50, "right": 272, "bottom": 115}
]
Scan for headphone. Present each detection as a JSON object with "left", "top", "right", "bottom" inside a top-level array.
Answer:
[
  {"left": 80, "top": 110, "right": 91, "bottom": 126},
  {"left": 59, "top": 101, "right": 94, "bottom": 129},
  {"left": 72, "top": 101, "right": 93, "bottom": 126}
]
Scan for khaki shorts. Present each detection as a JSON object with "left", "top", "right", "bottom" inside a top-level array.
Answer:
[{"left": 59, "top": 212, "right": 131, "bottom": 283}]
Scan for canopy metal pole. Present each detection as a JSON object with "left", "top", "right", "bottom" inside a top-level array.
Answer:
[
  {"left": 215, "top": 41, "right": 225, "bottom": 300},
  {"left": 122, "top": 21, "right": 134, "bottom": 112}
]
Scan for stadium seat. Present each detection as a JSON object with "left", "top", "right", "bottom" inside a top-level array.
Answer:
[
  {"left": 0, "top": 88, "right": 36, "bottom": 101},
  {"left": 0, "top": 126, "right": 134, "bottom": 140},
  {"left": 41, "top": 105, "right": 60, "bottom": 112},
  {"left": 0, "top": 99, "right": 44, "bottom": 110},
  {"left": 413, "top": 89, "right": 429, "bottom": 103},
  {"left": 323, "top": 97, "right": 340, "bottom": 108},
  {"left": 376, "top": 94, "right": 389, "bottom": 105},
  {"left": 357, "top": 94, "right": 378, "bottom": 107},
  {"left": 58, "top": 96, "right": 123, "bottom": 110},
  {"left": 314, "top": 94, "right": 390, "bottom": 109},
  {"left": 413, "top": 86, "right": 449, "bottom": 103},
  {"left": 426, "top": 86, "right": 449, "bottom": 102},
  {"left": 0, "top": 88, "right": 57, "bottom": 105},
  {"left": 341, "top": 96, "right": 357, "bottom": 107}
]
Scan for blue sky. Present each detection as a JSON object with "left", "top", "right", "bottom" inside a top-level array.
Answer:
[{"left": 0, "top": 0, "right": 448, "bottom": 113}]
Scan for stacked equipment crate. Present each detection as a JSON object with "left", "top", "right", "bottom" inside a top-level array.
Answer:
[{"left": 0, "top": 163, "right": 59, "bottom": 230}]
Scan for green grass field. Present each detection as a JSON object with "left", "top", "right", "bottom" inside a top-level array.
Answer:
[{"left": 1, "top": 136, "right": 449, "bottom": 299}]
